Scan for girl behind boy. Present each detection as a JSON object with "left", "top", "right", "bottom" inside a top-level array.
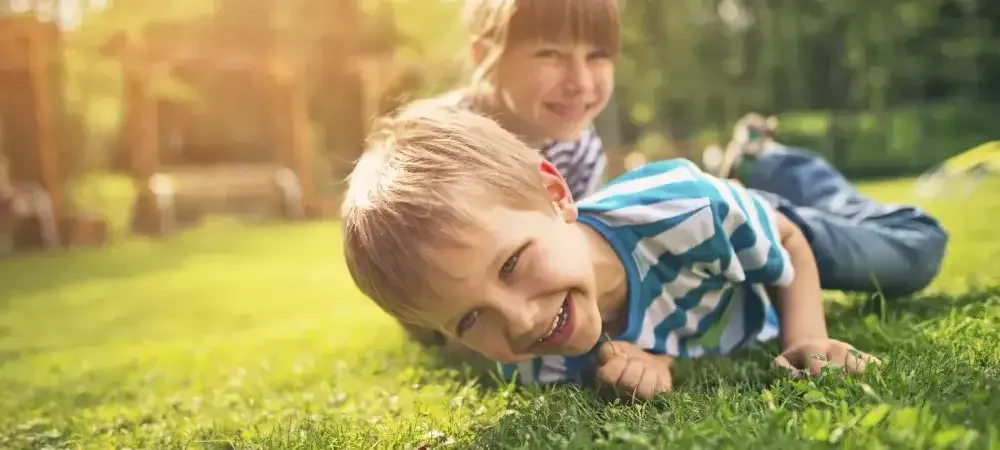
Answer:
[{"left": 422, "top": 0, "right": 618, "bottom": 200}]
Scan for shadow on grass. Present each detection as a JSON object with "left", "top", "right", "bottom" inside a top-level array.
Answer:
[
  {"left": 0, "top": 221, "right": 314, "bottom": 306},
  {"left": 444, "top": 287, "right": 1000, "bottom": 447},
  {"left": 0, "top": 242, "right": 186, "bottom": 307},
  {"left": 823, "top": 284, "right": 1000, "bottom": 330}
]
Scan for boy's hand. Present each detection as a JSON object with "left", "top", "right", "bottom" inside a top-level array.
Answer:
[
  {"left": 775, "top": 338, "right": 882, "bottom": 378},
  {"left": 595, "top": 341, "right": 673, "bottom": 400}
]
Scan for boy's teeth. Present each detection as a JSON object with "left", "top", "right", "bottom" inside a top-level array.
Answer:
[
  {"left": 538, "top": 317, "right": 558, "bottom": 342},
  {"left": 538, "top": 306, "right": 567, "bottom": 343}
]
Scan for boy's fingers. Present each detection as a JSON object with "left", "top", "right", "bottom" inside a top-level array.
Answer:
[
  {"left": 651, "top": 360, "right": 673, "bottom": 394},
  {"left": 845, "top": 350, "right": 882, "bottom": 374},
  {"left": 807, "top": 354, "right": 828, "bottom": 376},
  {"left": 645, "top": 371, "right": 672, "bottom": 398},
  {"left": 660, "top": 373, "right": 673, "bottom": 393},
  {"left": 828, "top": 346, "right": 851, "bottom": 369},
  {"left": 618, "top": 359, "right": 647, "bottom": 392},
  {"left": 595, "top": 341, "right": 676, "bottom": 398},
  {"left": 861, "top": 351, "right": 883, "bottom": 367},
  {"left": 596, "top": 341, "right": 625, "bottom": 365},
  {"left": 844, "top": 354, "right": 868, "bottom": 374},
  {"left": 773, "top": 354, "right": 795, "bottom": 371},
  {"left": 634, "top": 366, "right": 660, "bottom": 399},
  {"left": 596, "top": 354, "right": 628, "bottom": 387},
  {"left": 774, "top": 354, "right": 805, "bottom": 379}
]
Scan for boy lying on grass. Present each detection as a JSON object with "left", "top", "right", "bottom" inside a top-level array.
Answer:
[{"left": 340, "top": 103, "right": 881, "bottom": 400}]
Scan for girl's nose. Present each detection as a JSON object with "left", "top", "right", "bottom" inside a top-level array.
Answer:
[{"left": 565, "top": 57, "right": 595, "bottom": 94}]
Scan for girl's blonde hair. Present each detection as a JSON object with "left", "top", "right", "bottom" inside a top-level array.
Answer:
[{"left": 461, "top": 0, "right": 621, "bottom": 99}]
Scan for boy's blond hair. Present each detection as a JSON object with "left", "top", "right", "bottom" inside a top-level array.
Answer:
[
  {"left": 462, "top": 0, "right": 620, "bottom": 94},
  {"left": 341, "top": 102, "right": 550, "bottom": 326}
]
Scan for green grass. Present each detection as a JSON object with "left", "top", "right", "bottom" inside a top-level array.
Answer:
[{"left": 2, "top": 177, "right": 999, "bottom": 449}]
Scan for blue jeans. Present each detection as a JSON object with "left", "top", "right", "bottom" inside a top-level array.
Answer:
[{"left": 744, "top": 145, "right": 949, "bottom": 296}]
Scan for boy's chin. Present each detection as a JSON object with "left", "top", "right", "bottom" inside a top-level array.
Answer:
[
  {"left": 525, "top": 337, "right": 601, "bottom": 359},
  {"left": 493, "top": 326, "right": 604, "bottom": 361},
  {"left": 561, "top": 326, "right": 603, "bottom": 356}
]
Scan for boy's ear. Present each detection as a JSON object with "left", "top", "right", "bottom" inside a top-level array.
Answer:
[
  {"left": 471, "top": 38, "right": 489, "bottom": 67},
  {"left": 539, "top": 161, "right": 578, "bottom": 222}
]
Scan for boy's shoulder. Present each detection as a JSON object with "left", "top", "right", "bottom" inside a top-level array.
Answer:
[
  {"left": 575, "top": 157, "right": 786, "bottom": 273},
  {"left": 579, "top": 158, "right": 722, "bottom": 209},
  {"left": 574, "top": 158, "right": 725, "bottom": 278},
  {"left": 604, "top": 157, "right": 704, "bottom": 186}
]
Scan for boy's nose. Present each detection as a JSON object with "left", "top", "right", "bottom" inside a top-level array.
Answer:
[{"left": 496, "top": 299, "right": 542, "bottom": 350}]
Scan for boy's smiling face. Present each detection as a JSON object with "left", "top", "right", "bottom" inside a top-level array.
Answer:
[{"left": 413, "top": 163, "right": 625, "bottom": 363}]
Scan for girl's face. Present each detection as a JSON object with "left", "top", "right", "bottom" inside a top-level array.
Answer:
[{"left": 491, "top": 40, "right": 615, "bottom": 144}]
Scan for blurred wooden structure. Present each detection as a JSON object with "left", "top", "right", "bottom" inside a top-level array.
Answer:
[
  {"left": 103, "top": 0, "right": 403, "bottom": 235},
  {"left": 0, "top": 15, "right": 108, "bottom": 255},
  {"left": 104, "top": 23, "right": 320, "bottom": 236}
]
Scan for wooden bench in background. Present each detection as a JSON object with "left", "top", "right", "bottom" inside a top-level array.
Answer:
[
  {"left": 0, "top": 183, "right": 61, "bottom": 255},
  {"left": 133, "top": 163, "right": 305, "bottom": 236}
]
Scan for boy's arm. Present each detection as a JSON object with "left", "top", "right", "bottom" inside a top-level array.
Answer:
[
  {"left": 772, "top": 212, "right": 829, "bottom": 347},
  {"left": 700, "top": 173, "right": 880, "bottom": 376},
  {"left": 770, "top": 209, "right": 882, "bottom": 376}
]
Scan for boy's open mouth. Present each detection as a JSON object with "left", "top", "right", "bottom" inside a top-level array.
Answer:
[{"left": 536, "top": 294, "right": 573, "bottom": 348}]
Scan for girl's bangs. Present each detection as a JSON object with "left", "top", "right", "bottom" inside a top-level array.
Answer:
[{"left": 504, "top": 0, "right": 620, "bottom": 54}]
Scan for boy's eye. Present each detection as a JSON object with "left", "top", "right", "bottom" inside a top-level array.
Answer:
[
  {"left": 457, "top": 310, "right": 479, "bottom": 336},
  {"left": 499, "top": 242, "right": 530, "bottom": 279},
  {"left": 500, "top": 254, "right": 519, "bottom": 278}
]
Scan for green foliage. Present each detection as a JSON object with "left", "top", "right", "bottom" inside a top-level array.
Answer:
[
  {"left": 1, "top": 177, "right": 998, "bottom": 448},
  {"left": 612, "top": 0, "right": 1000, "bottom": 174},
  {"left": 32, "top": 0, "right": 1000, "bottom": 181},
  {"left": 773, "top": 101, "right": 1000, "bottom": 178}
]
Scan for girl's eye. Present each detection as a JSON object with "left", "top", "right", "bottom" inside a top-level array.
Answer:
[
  {"left": 588, "top": 49, "right": 612, "bottom": 60},
  {"left": 534, "top": 49, "right": 561, "bottom": 59},
  {"left": 457, "top": 310, "right": 479, "bottom": 336},
  {"left": 500, "top": 254, "right": 519, "bottom": 278}
]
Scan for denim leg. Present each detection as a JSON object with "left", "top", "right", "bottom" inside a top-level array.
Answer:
[
  {"left": 744, "top": 145, "right": 870, "bottom": 212},
  {"left": 744, "top": 145, "right": 950, "bottom": 296}
]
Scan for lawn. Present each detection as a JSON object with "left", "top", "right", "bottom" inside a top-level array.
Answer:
[{"left": 1, "top": 177, "right": 998, "bottom": 449}]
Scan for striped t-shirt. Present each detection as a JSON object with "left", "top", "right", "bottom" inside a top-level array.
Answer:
[
  {"left": 541, "top": 127, "right": 606, "bottom": 201},
  {"left": 502, "top": 158, "right": 795, "bottom": 386}
]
